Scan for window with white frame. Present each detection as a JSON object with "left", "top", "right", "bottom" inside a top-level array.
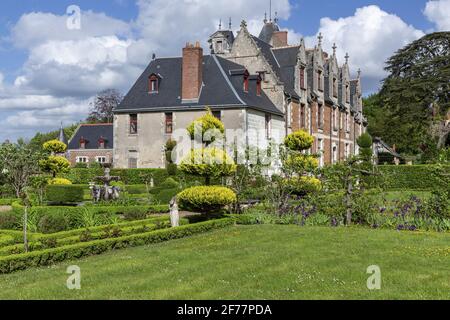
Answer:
[
  {"left": 318, "top": 138, "right": 324, "bottom": 167},
  {"left": 96, "top": 156, "right": 107, "bottom": 164},
  {"left": 76, "top": 156, "right": 89, "bottom": 163},
  {"left": 345, "top": 143, "right": 350, "bottom": 158},
  {"left": 332, "top": 144, "right": 338, "bottom": 164}
]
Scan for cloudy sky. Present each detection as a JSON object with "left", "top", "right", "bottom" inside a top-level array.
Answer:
[{"left": 0, "top": 0, "right": 449, "bottom": 142}]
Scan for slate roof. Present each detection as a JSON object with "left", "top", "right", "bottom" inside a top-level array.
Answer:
[
  {"left": 251, "top": 36, "right": 281, "bottom": 78},
  {"left": 115, "top": 55, "right": 282, "bottom": 116},
  {"left": 68, "top": 124, "right": 113, "bottom": 150},
  {"left": 258, "top": 22, "right": 280, "bottom": 44}
]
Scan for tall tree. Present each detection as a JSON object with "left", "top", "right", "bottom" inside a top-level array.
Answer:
[
  {"left": 375, "top": 32, "right": 450, "bottom": 155},
  {"left": 87, "top": 89, "right": 123, "bottom": 123}
]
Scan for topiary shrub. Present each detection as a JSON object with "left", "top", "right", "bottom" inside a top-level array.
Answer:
[
  {"left": 285, "top": 176, "right": 322, "bottom": 195},
  {"left": 187, "top": 109, "right": 225, "bottom": 142},
  {"left": 38, "top": 214, "right": 70, "bottom": 234},
  {"left": 167, "top": 163, "right": 177, "bottom": 176},
  {"left": 45, "top": 185, "right": 84, "bottom": 204},
  {"left": 48, "top": 178, "right": 72, "bottom": 185},
  {"left": 160, "top": 177, "right": 180, "bottom": 189},
  {"left": 177, "top": 186, "right": 237, "bottom": 213},
  {"left": 43, "top": 140, "right": 67, "bottom": 154},
  {"left": 284, "top": 130, "right": 314, "bottom": 151},
  {"left": 39, "top": 155, "right": 70, "bottom": 178},
  {"left": 180, "top": 147, "right": 237, "bottom": 185}
]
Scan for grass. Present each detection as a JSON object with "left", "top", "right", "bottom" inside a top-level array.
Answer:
[{"left": 0, "top": 224, "right": 448, "bottom": 300}]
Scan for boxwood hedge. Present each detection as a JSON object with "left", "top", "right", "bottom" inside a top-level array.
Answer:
[
  {"left": 377, "top": 165, "right": 450, "bottom": 190},
  {"left": 0, "top": 218, "right": 234, "bottom": 274}
]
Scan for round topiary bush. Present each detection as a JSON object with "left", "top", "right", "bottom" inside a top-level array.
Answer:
[
  {"left": 284, "top": 130, "right": 314, "bottom": 151},
  {"left": 45, "top": 185, "right": 84, "bottom": 204},
  {"left": 285, "top": 176, "right": 322, "bottom": 195},
  {"left": 48, "top": 178, "right": 72, "bottom": 185},
  {"left": 177, "top": 186, "right": 237, "bottom": 213}
]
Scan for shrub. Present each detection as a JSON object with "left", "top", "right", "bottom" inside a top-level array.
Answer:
[
  {"left": 48, "top": 178, "right": 72, "bottom": 185},
  {"left": 187, "top": 109, "right": 225, "bottom": 141},
  {"left": 43, "top": 140, "right": 67, "bottom": 154},
  {"left": 167, "top": 163, "right": 177, "bottom": 176},
  {"left": 0, "top": 212, "right": 19, "bottom": 230},
  {"left": 38, "top": 214, "right": 70, "bottom": 234},
  {"left": 177, "top": 186, "right": 237, "bottom": 213},
  {"left": 45, "top": 185, "right": 85, "bottom": 204},
  {"left": 285, "top": 176, "right": 322, "bottom": 195},
  {"left": 40, "top": 155, "right": 71, "bottom": 178},
  {"left": 376, "top": 165, "right": 450, "bottom": 190},
  {"left": 160, "top": 177, "right": 179, "bottom": 189},
  {"left": 0, "top": 198, "right": 17, "bottom": 206},
  {"left": 180, "top": 148, "right": 237, "bottom": 185},
  {"left": 284, "top": 130, "right": 314, "bottom": 151}
]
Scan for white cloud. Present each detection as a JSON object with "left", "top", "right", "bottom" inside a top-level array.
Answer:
[
  {"left": 305, "top": 5, "right": 424, "bottom": 86},
  {"left": 127, "top": 0, "right": 291, "bottom": 63},
  {"left": 11, "top": 11, "right": 131, "bottom": 49},
  {"left": 424, "top": 0, "right": 450, "bottom": 31}
]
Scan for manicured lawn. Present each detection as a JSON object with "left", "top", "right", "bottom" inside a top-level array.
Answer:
[{"left": 0, "top": 225, "right": 448, "bottom": 300}]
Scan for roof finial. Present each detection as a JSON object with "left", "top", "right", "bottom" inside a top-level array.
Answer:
[
  {"left": 229, "top": 17, "right": 232, "bottom": 30},
  {"left": 269, "top": 0, "right": 272, "bottom": 22},
  {"left": 317, "top": 32, "right": 323, "bottom": 46},
  {"left": 264, "top": 12, "right": 267, "bottom": 24},
  {"left": 219, "top": 19, "right": 222, "bottom": 30},
  {"left": 152, "top": 53, "right": 156, "bottom": 60},
  {"left": 357, "top": 68, "right": 361, "bottom": 78},
  {"left": 274, "top": 11, "right": 278, "bottom": 24},
  {"left": 240, "top": 20, "right": 247, "bottom": 28},
  {"left": 332, "top": 43, "right": 337, "bottom": 55},
  {"left": 345, "top": 52, "right": 349, "bottom": 64}
]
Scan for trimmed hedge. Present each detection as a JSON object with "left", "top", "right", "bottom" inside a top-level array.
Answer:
[
  {"left": 377, "top": 165, "right": 450, "bottom": 191},
  {"left": 61, "top": 168, "right": 208, "bottom": 185},
  {"left": 0, "top": 218, "right": 234, "bottom": 274},
  {"left": 0, "top": 198, "right": 17, "bottom": 206},
  {"left": 45, "top": 185, "right": 84, "bottom": 204}
]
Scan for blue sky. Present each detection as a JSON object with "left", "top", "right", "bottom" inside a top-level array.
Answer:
[{"left": 0, "top": 0, "right": 448, "bottom": 142}]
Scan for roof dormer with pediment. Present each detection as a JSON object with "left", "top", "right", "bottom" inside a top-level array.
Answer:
[
  {"left": 338, "top": 53, "right": 351, "bottom": 112},
  {"left": 307, "top": 33, "right": 325, "bottom": 102},
  {"left": 324, "top": 43, "right": 339, "bottom": 106}
]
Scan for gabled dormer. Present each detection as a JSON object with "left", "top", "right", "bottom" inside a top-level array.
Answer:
[
  {"left": 307, "top": 33, "right": 325, "bottom": 97},
  {"left": 324, "top": 43, "right": 339, "bottom": 105},
  {"left": 339, "top": 53, "right": 351, "bottom": 111},
  {"left": 295, "top": 38, "right": 307, "bottom": 94},
  {"left": 148, "top": 73, "right": 161, "bottom": 94}
]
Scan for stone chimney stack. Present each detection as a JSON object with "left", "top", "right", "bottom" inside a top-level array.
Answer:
[
  {"left": 271, "top": 31, "right": 288, "bottom": 48},
  {"left": 182, "top": 41, "right": 203, "bottom": 103}
]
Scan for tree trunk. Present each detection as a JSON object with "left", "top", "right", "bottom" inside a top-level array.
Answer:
[
  {"left": 23, "top": 206, "right": 29, "bottom": 253},
  {"left": 345, "top": 174, "right": 353, "bottom": 226}
]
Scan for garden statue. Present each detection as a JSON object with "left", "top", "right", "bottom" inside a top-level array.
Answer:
[
  {"left": 169, "top": 197, "right": 180, "bottom": 227},
  {"left": 90, "top": 164, "right": 121, "bottom": 202}
]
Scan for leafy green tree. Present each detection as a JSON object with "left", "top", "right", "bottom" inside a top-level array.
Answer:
[
  {"left": 28, "top": 124, "right": 78, "bottom": 152},
  {"left": 357, "top": 133, "right": 373, "bottom": 163},
  {"left": 39, "top": 156, "right": 70, "bottom": 178},
  {"left": 370, "top": 32, "right": 450, "bottom": 156}
]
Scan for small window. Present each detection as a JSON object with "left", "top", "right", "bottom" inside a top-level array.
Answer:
[
  {"left": 128, "top": 157, "right": 138, "bottom": 169},
  {"left": 212, "top": 111, "right": 221, "bottom": 121},
  {"left": 299, "top": 67, "right": 305, "bottom": 90},
  {"left": 318, "top": 138, "right": 324, "bottom": 167},
  {"left": 265, "top": 114, "right": 271, "bottom": 139},
  {"left": 345, "top": 83, "right": 350, "bottom": 103},
  {"left": 333, "top": 78, "right": 338, "bottom": 97},
  {"left": 165, "top": 112, "right": 173, "bottom": 134},
  {"left": 332, "top": 145, "right": 338, "bottom": 164},
  {"left": 317, "top": 70, "right": 323, "bottom": 91},
  {"left": 79, "top": 137, "right": 87, "bottom": 149},
  {"left": 333, "top": 108, "right": 338, "bottom": 131},
  {"left": 300, "top": 104, "right": 305, "bottom": 128},
  {"left": 96, "top": 156, "right": 107, "bottom": 164},
  {"left": 318, "top": 104, "right": 324, "bottom": 129},
  {"left": 76, "top": 156, "right": 89, "bottom": 163},
  {"left": 256, "top": 78, "right": 262, "bottom": 96},
  {"left": 243, "top": 70, "right": 249, "bottom": 93},
  {"left": 98, "top": 137, "right": 105, "bottom": 149},
  {"left": 149, "top": 75, "right": 158, "bottom": 93},
  {"left": 130, "top": 114, "right": 138, "bottom": 134}
]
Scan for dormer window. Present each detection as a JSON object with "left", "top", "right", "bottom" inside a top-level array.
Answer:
[
  {"left": 333, "top": 78, "right": 338, "bottom": 97},
  {"left": 149, "top": 74, "right": 159, "bottom": 93},
  {"left": 79, "top": 137, "right": 87, "bottom": 149},
  {"left": 317, "top": 70, "right": 323, "bottom": 91},
  {"left": 299, "top": 67, "right": 306, "bottom": 90},
  {"left": 243, "top": 70, "right": 249, "bottom": 93},
  {"left": 345, "top": 83, "right": 350, "bottom": 103},
  {"left": 256, "top": 77, "right": 262, "bottom": 96},
  {"left": 98, "top": 136, "right": 105, "bottom": 149}
]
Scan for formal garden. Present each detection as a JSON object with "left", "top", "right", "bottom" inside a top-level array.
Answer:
[{"left": 0, "top": 110, "right": 448, "bottom": 299}]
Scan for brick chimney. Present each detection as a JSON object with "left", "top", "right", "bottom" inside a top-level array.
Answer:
[
  {"left": 182, "top": 41, "right": 203, "bottom": 103},
  {"left": 271, "top": 31, "right": 288, "bottom": 48}
]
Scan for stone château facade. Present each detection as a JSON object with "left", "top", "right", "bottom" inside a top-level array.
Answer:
[{"left": 112, "top": 17, "right": 367, "bottom": 169}]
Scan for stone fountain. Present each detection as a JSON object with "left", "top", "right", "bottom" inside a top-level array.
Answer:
[{"left": 90, "top": 164, "right": 121, "bottom": 202}]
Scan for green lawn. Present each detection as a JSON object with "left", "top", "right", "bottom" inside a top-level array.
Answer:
[{"left": 0, "top": 225, "right": 448, "bottom": 300}]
